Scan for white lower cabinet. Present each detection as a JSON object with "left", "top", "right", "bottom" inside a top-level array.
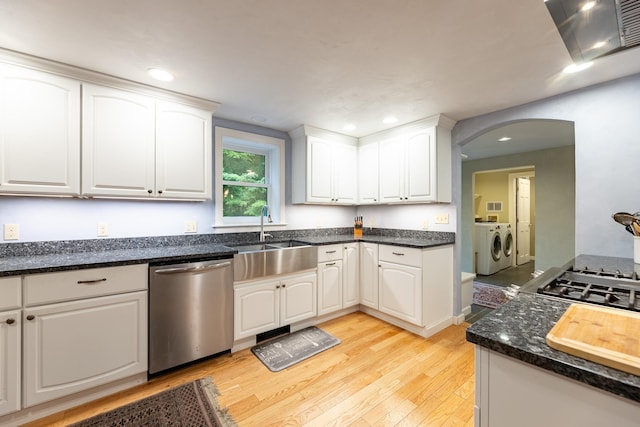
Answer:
[
  {"left": 318, "top": 260, "right": 343, "bottom": 316},
  {"left": 342, "top": 243, "right": 359, "bottom": 308},
  {"left": 359, "top": 242, "right": 379, "bottom": 309},
  {"left": 23, "top": 291, "right": 147, "bottom": 407},
  {"left": 379, "top": 261, "right": 422, "bottom": 326},
  {"left": 0, "top": 309, "right": 20, "bottom": 416},
  {"left": 234, "top": 271, "right": 317, "bottom": 340},
  {"left": 20, "top": 264, "right": 148, "bottom": 408},
  {"left": 317, "top": 243, "right": 359, "bottom": 316}
]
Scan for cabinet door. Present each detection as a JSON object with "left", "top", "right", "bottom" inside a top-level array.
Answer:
[
  {"left": 405, "top": 128, "right": 436, "bottom": 201},
  {"left": 332, "top": 143, "right": 357, "bottom": 204},
  {"left": 379, "top": 261, "right": 423, "bottom": 326},
  {"left": 317, "top": 261, "right": 343, "bottom": 316},
  {"left": 378, "top": 136, "right": 405, "bottom": 203},
  {"left": 359, "top": 242, "right": 379, "bottom": 309},
  {"left": 234, "top": 279, "right": 279, "bottom": 340},
  {"left": 23, "top": 291, "right": 147, "bottom": 407},
  {"left": 307, "top": 136, "right": 333, "bottom": 203},
  {"left": 280, "top": 272, "right": 317, "bottom": 324},
  {"left": 156, "top": 101, "right": 212, "bottom": 199},
  {"left": 82, "top": 84, "right": 155, "bottom": 197},
  {"left": 0, "top": 63, "right": 80, "bottom": 195},
  {"left": 358, "top": 142, "right": 379, "bottom": 204},
  {"left": 343, "top": 243, "right": 359, "bottom": 307},
  {"left": 0, "top": 309, "right": 20, "bottom": 416}
]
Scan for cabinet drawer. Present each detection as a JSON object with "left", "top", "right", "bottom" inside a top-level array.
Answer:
[
  {"left": 0, "top": 276, "right": 21, "bottom": 310},
  {"left": 24, "top": 264, "right": 148, "bottom": 306},
  {"left": 317, "top": 244, "right": 344, "bottom": 262},
  {"left": 379, "top": 245, "right": 422, "bottom": 267}
]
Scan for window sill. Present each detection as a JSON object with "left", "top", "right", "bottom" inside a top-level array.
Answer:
[{"left": 211, "top": 222, "right": 288, "bottom": 233}]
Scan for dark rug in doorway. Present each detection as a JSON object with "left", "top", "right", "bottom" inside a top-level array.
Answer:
[
  {"left": 473, "top": 281, "right": 508, "bottom": 309},
  {"left": 68, "top": 377, "right": 236, "bottom": 427},
  {"left": 251, "top": 326, "right": 341, "bottom": 372}
]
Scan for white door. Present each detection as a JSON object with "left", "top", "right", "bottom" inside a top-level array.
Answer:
[
  {"left": 357, "top": 142, "right": 379, "bottom": 204},
  {"left": 82, "top": 84, "right": 155, "bottom": 197},
  {"left": 379, "top": 261, "right": 423, "bottom": 326},
  {"left": 405, "top": 128, "right": 435, "bottom": 201},
  {"left": 342, "top": 243, "right": 359, "bottom": 307},
  {"left": 359, "top": 242, "right": 379, "bottom": 309},
  {"left": 332, "top": 143, "right": 358, "bottom": 204},
  {"left": 234, "top": 280, "right": 279, "bottom": 340},
  {"left": 307, "top": 136, "right": 333, "bottom": 203},
  {"left": 0, "top": 63, "right": 81, "bottom": 195},
  {"left": 516, "top": 177, "right": 531, "bottom": 265},
  {"left": 155, "top": 101, "right": 212, "bottom": 199},
  {"left": 317, "top": 261, "right": 343, "bottom": 315},
  {"left": 0, "top": 309, "right": 20, "bottom": 416},
  {"left": 378, "top": 136, "right": 405, "bottom": 202},
  {"left": 23, "top": 292, "right": 147, "bottom": 407},
  {"left": 280, "top": 272, "right": 317, "bottom": 324}
]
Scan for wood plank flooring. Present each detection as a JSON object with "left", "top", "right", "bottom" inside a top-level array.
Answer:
[{"left": 24, "top": 312, "right": 475, "bottom": 426}]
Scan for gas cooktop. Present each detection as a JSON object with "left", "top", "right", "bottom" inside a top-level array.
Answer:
[{"left": 537, "top": 264, "right": 640, "bottom": 312}]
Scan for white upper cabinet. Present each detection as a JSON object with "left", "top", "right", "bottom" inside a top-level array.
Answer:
[
  {"left": 83, "top": 84, "right": 212, "bottom": 200},
  {"left": 156, "top": 101, "right": 212, "bottom": 199},
  {"left": 0, "top": 63, "right": 80, "bottom": 195},
  {"left": 357, "top": 141, "right": 379, "bottom": 204},
  {"left": 82, "top": 84, "right": 156, "bottom": 198},
  {"left": 371, "top": 115, "right": 454, "bottom": 204},
  {"left": 290, "top": 125, "right": 358, "bottom": 205}
]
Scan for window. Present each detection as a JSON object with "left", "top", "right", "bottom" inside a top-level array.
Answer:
[{"left": 214, "top": 127, "right": 285, "bottom": 226}]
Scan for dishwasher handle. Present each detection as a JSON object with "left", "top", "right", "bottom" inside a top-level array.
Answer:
[{"left": 153, "top": 261, "right": 232, "bottom": 275}]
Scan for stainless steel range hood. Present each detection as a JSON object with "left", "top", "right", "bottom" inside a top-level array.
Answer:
[{"left": 545, "top": 0, "right": 640, "bottom": 62}]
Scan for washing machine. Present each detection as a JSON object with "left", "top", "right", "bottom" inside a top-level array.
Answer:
[
  {"left": 474, "top": 223, "right": 502, "bottom": 275},
  {"left": 498, "top": 223, "right": 514, "bottom": 270}
]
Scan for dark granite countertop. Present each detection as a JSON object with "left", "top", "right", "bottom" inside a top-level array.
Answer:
[
  {"left": 467, "top": 254, "right": 640, "bottom": 403},
  {"left": 0, "top": 228, "right": 454, "bottom": 276},
  {"left": 293, "top": 234, "right": 455, "bottom": 249}
]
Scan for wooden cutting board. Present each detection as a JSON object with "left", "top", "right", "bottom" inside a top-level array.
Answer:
[{"left": 546, "top": 303, "right": 640, "bottom": 376}]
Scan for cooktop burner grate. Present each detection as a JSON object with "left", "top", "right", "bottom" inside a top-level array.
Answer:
[{"left": 537, "top": 265, "right": 640, "bottom": 311}]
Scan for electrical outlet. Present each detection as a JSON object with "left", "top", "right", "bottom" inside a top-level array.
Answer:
[
  {"left": 97, "top": 223, "right": 109, "bottom": 237},
  {"left": 185, "top": 220, "right": 197, "bottom": 233},
  {"left": 435, "top": 214, "right": 449, "bottom": 224},
  {"left": 4, "top": 224, "right": 19, "bottom": 240}
]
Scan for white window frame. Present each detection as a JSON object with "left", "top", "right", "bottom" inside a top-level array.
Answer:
[{"left": 214, "top": 127, "right": 285, "bottom": 227}]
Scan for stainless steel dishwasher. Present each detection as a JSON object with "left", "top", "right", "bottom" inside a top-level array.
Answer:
[{"left": 149, "top": 258, "right": 233, "bottom": 375}]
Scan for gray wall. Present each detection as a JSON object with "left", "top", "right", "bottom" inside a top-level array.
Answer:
[
  {"left": 461, "top": 145, "right": 575, "bottom": 273},
  {"left": 450, "top": 72, "right": 640, "bottom": 315}
]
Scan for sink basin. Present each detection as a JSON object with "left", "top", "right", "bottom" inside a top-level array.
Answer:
[
  {"left": 232, "top": 241, "right": 317, "bottom": 282},
  {"left": 232, "top": 244, "right": 272, "bottom": 252}
]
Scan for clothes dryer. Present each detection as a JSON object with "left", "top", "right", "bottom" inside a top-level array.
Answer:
[
  {"left": 498, "top": 223, "right": 514, "bottom": 270},
  {"left": 474, "top": 223, "right": 502, "bottom": 275}
]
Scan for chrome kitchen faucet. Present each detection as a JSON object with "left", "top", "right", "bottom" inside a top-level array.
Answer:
[{"left": 259, "top": 205, "right": 273, "bottom": 242}]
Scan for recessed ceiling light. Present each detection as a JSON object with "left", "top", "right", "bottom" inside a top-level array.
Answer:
[
  {"left": 343, "top": 124, "right": 356, "bottom": 131},
  {"left": 563, "top": 62, "right": 593, "bottom": 73},
  {"left": 250, "top": 114, "right": 269, "bottom": 123},
  {"left": 147, "top": 68, "right": 174, "bottom": 82},
  {"left": 383, "top": 116, "right": 398, "bottom": 124},
  {"left": 498, "top": 137, "right": 512, "bottom": 142},
  {"left": 581, "top": 1, "right": 596, "bottom": 12}
]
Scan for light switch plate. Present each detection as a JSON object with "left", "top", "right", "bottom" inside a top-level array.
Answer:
[
  {"left": 4, "top": 224, "right": 19, "bottom": 240},
  {"left": 185, "top": 221, "right": 197, "bottom": 233},
  {"left": 435, "top": 214, "right": 449, "bottom": 224},
  {"left": 97, "top": 223, "right": 108, "bottom": 237}
]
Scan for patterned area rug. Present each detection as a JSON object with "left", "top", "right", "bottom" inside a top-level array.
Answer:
[
  {"left": 473, "top": 281, "right": 508, "bottom": 309},
  {"left": 252, "top": 326, "right": 340, "bottom": 372},
  {"left": 69, "top": 377, "right": 236, "bottom": 427}
]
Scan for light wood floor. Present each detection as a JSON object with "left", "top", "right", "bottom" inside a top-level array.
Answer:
[{"left": 25, "top": 312, "right": 475, "bottom": 426}]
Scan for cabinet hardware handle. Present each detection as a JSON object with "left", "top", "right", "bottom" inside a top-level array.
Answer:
[
  {"left": 6, "top": 318, "right": 15, "bottom": 325},
  {"left": 147, "top": 189, "right": 153, "bottom": 194},
  {"left": 154, "top": 262, "right": 231, "bottom": 274},
  {"left": 326, "top": 250, "right": 336, "bottom": 254},
  {"left": 326, "top": 262, "right": 336, "bottom": 266},
  {"left": 26, "top": 315, "right": 35, "bottom": 321},
  {"left": 77, "top": 278, "right": 107, "bottom": 284},
  {"left": 276, "top": 285, "right": 280, "bottom": 289},
  {"left": 392, "top": 252, "right": 405, "bottom": 256},
  {"left": 158, "top": 190, "right": 163, "bottom": 194},
  {"left": 282, "top": 284, "right": 286, "bottom": 288}
]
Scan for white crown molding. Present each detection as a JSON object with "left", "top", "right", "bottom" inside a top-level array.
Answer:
[{"left": 0, "top": 47, "right": 220, "bottom": 112}]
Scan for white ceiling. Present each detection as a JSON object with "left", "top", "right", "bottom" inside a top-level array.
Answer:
[{"left": 1, "top": 0, "right": 639, "bottom": 140}]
